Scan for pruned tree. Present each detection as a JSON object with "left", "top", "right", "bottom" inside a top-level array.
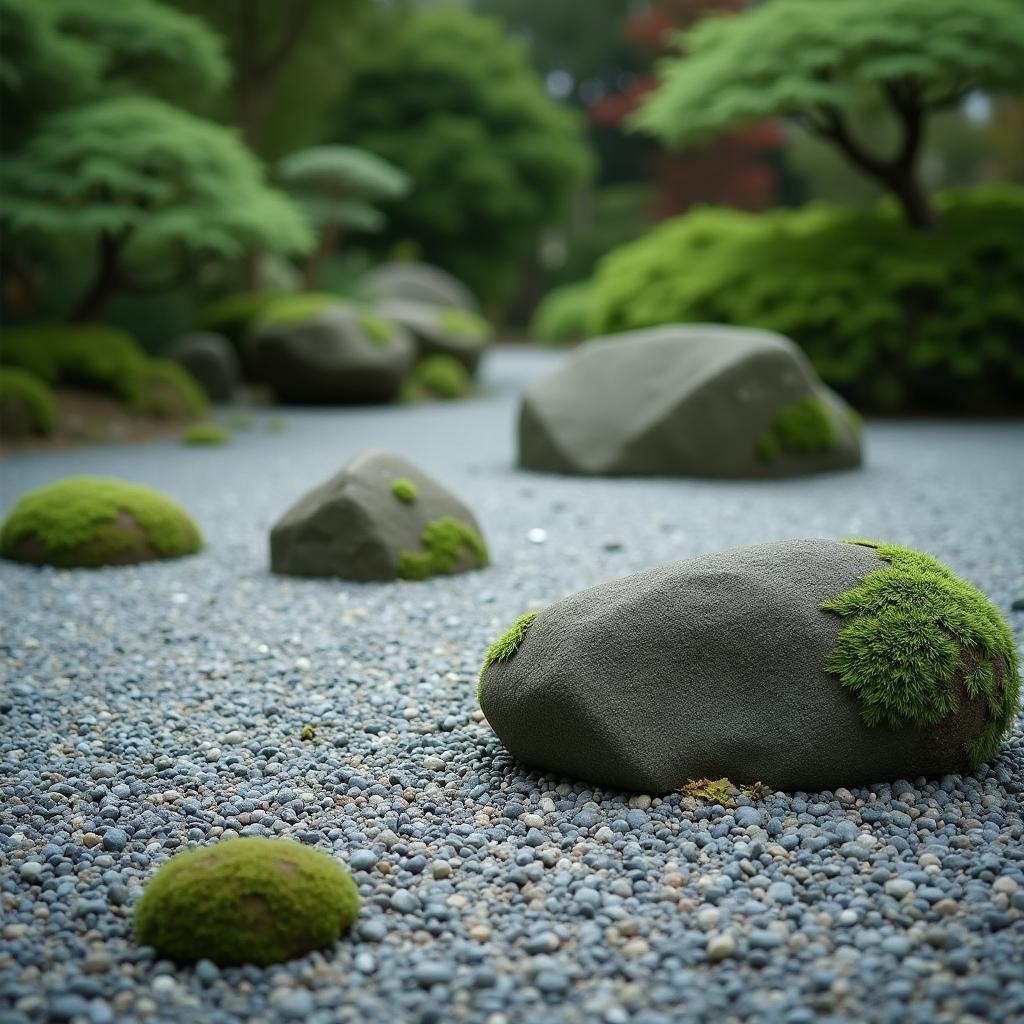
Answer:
[
  {"left": 634, "top": 0, "right": 1024, "bottom": 230},
  {"left": 278, "top": 146, "right": 410, "bottom": 286}
]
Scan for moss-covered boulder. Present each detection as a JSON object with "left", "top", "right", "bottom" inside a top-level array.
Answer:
[
  {"left": 1, "top": 477, "right": 202, "bottom": 568},
  {"left": 376, "top": 299, "right": 492, "bottom": 372},
  {"left": 271, "top": 450, "right": 487, "bottom": 581},
  {"left": 478, "top": 539, "right": 1018, "bottom": 792},
  {"left": 249, "top": 304, "right": 414, "bottom": 404},
  {"left": 134, "top": 838, "right": 359, "bottom": 966},
  {"left": 361, "top": 261, "right": 479, "bottom": 314},
  {"left": 403, "top": 355, "right": 473, "bottom": 402},
  {"left": 0, "top": 368, "right": 57, "bottom": 437},
  {"left": 518, "top": 325, "right": 862, "bottom": 477},
  {"left": 167, "top": 332, "right": 240, "bottom": 403}
]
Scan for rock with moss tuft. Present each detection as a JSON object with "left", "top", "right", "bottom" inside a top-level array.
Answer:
[
  {"left": 167, "top": 332, "right": 240, "bottom": 403},
  {"left": 376, "top": 299, "right": 491, "bottom": 372},
  {"left": 1, "top": 476, "right": 202, "bottom": 568},
  {"left": 404, "top": 355, "right": 473, "bottom": 401},
  {"left": 478, "top": 539, "right": 1017, "bottom": 792},
  {"left": 518, "top": 324, "right": 861, "bottom": 477},
  {"left": 134, "top": 837, "right": 359, "bottom": 966},
  {"left": 0, "top": 368, "right": 57, "bottom": 437},
  {"left": 361, "top": 261, "right": 479, "bottom": 313},
  {"left": 270, "top": 450, "right": 487, "bottom": 581}
]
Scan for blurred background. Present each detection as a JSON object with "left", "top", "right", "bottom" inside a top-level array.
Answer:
[{"left": 1, "top": 0, "right": 1022, "bottom": 447}]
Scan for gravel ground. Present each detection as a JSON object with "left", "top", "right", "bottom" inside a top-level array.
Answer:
[{"left": 2, "top": 346, "right": 1023, "bottom": 1024}]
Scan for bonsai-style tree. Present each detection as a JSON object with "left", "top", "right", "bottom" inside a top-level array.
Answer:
[
  {"left": 634, "top": 0, "right": 1024, "bottom": 230},
  {"left": 278, "top": 146, "right": 410, "bottom": 287},
  {"left": 0, "top": 96, "right": 312, "bottom": 321}
]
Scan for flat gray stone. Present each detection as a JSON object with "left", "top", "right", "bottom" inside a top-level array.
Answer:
[{"left": 361, "top": 261, "right": 479, "bottom": 313}]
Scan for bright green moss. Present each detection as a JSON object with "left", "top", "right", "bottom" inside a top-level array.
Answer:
[
  {"left": 396, "top": 516, "right": 488, "bottom": 581},
  {"left": 0, "top": 368, "right": 57, "bottom": 435},
  {"left": 822, "top": 540, "right": 1019, "bottom": 767},
  {"left": 196, "top": 291, "right": 285, "bottom": 344},
  {"left": 182, "top": 422, "right": 230, "bottom": 446},
  {"left": 478, "top": 610, "right": 539, "bottom": 701},
  {"left": 390, "top": 478, "right": 418, "bottom": 504},
  {"left": 358, "top": 310, "right": 395, "bottom": 346},
  {"left": 133, "top": 360, "right": 207, "bottom": 419},
  {"left": 681, "top": 778, "right": 735, "bottom": 807},
  {"left": 756, "top": 396, "right": 837, "bottom": 462},
  {"left": 256, "top": 292, "right": 342, "bottom": 327},
  {"left": 529, "top": 280, "right": 592, "bottom": 345},
  {"left": 133, "top": 837, "right": 359, "bottom": 966},
  {"left": 407, "top": 355, "right": 472, "bottom": 400},
  {"left": 438, "top": 307, "right": 492, "bottom": 341},
  {"left": 0, "top": 476, "right": 202, "bottom": 568}
]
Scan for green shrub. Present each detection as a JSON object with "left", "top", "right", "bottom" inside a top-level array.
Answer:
[
  {"left": 196, "top": 291, "right": 286, "bottom": 345},
  {"left": 182, "top": 422, "right": 230, "bottom": 446},
  {"left": 589, "top": 188, "right": 1024, "bottom": 411},
  {"left": 0, "top": 367, "right": 57, "bottom": 436},
  {"left": 1, "top": 475, "right": 202, "bottom": 568},
  {"left": 530, "top": 280, "right": 594, "bottom": 344},
  {"left": 134, "top": 838, "right": 359, "bottom": 966},
  {"left": 406, "top": 355, "right": 472, "bottom": 400}
]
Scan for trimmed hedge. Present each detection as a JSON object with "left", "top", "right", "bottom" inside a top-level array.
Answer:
[{"left": 589, "top": 188, "right": 1024, "bottom": 411}]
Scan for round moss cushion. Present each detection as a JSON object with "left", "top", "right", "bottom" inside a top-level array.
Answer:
[
  {"left": 0, "top": 476, "right": 202, "bottom": 568},
  {"left": 134, "top": 838, "right": 360, "bottom": 966}
]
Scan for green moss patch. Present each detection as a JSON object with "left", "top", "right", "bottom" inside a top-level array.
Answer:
[
  {"left": 256, "top": 293, "right": 343, "bottom": 327},
  {"left": 1, "top": 476, "right": 202, "bottom": 568},
  {"left": 822, "top": 540, "right": 1019, "bottom": 767},
  {"left": 0, "top": 368, "right": 57, "bottom": 436},
  {"left": 438, "top": 307, "right": 491, "bottom": 340},
  {"left": 390, "top": 478, "right": 418, "bottom": 504},
  {"left": 396, "top": 516, "right": 488, "bottom": 581},
  {"left": 406, "top": 355, "right": 472, "bottom": 400},
  {"left": 478, "top": 610, "right": 539, "bottom": 701},
  {"left": 756, "top": 396, "right": 837, "bottom": 462},
  {"left": 134, "top": 837, "right": 359, "bottom": 966},
  {"left": 358, "top": 310, "right": 395, "bottom": 346},
  {"left": 182, "top": 422, "right": 230, "bottom": 446}
]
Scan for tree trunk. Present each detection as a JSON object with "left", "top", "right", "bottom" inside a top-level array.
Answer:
[
  {"left": 303, "top": 223, "right": 342, "bottom": 289},
  {"left": 883, "top": 163, "right": 940, "bottom": 232},
  {"left": 72, "top": 233, "right": 121, "bottom": 322}
]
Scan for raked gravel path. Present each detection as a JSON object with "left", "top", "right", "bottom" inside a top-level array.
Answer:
[{"left": 1, "top": 346, "right": 1023, "bottom": 1024}]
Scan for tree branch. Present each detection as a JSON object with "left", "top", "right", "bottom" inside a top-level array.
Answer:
[{"left": 253, "top": 0, "right": 316, "bottom": 79}]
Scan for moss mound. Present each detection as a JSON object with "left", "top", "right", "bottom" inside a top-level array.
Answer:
[
  {"left": 822, "top": 540, "right": 1019, "bottom": 767},
  {"left": 182, "top": 422, "right": 230, "bottom": 446},
  {"left": 756, "top": 396, "right": 838, "bottom": 462},
  {"left": 1, "top": 476, "right": 202, "bottom": 568},
  {"left": 390, "top": 478, "right": 418, "bottom": 504},
  {"left": 134, "top": 838, "right": 359, "bottom": 966},
  {"left": 406, "top": 355, "right": 472, "bottom": 400},
  {"left": 397, "top": 516, "right": 488, "bottom": 580},
  {"left": 0, "top": 368, "right": 57, "bottom": 436},
  {"left": 478, "top": 610, "right": 538, "bottom": 700}
]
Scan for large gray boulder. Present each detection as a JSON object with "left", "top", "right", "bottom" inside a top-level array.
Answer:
[
  {"left": 478, "top": 539, "right": 1018, "bottom": 792},
  {"left": 375, "top": 299, "right": 491, "bottom": 373},
  {"left": 518, "top": 325, "right": 862, "bottom": 477},
  {"left": 270, "top": 450, "right": 488, "bottom": 581},
  {"left": 250, "top": 307, "right": 414, "bottom": 404},
  {"left": 167, "top": 332, "right": 240, "bottom": 403},
  {"left": 361, "top": 262, "right": 479, "bottom": 314}
]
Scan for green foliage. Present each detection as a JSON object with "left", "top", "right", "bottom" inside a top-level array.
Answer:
[
  {"left": 822, "top": 541, "right": 1019, "bottom": 767},
  {"left": 478, "top": 611, "right": 539, "bottom": 701},
  {"left": 0, "top": 325, "right": 207, "bottom": 419},
  {"left": 681, "top": 778, "right": 735, "bottom": 808},
  {"left": 254, "top": 293, "right": 344, "bottom": 328},
  {"left": 390, "top": 478, "right": 418, "bottom": 505},
  {"left": 396, "top": 517, "right": 489, "bottom": 581},
  {"left": 530, "top": 281, "right": 594, "bottom": 344},
  {"left": 134, "top": 838, "right": 359, "bottom": 966},
  {"left": 437, "top": 308, "right": 492, "bottom": 342},
  {"left": 331, "top": 7, "right": 591, "bottom": 302},
  {"left": 589, "top": 189, "right": 1024, "bottom": 411},
  {"left": 1, "top": 475, "right": 202, "bottom": 568},
  {"left": 196, "top": 292, "right": 286, "bottom": 345},
  {"left": 406, "top": 356, "right": 473, "bottom": 401},
  {"left": 0, "top": 368, "right": 57, "bottom": 436},
  {"left": 756, "top": 397, "right": 837, "bottom": 462},
  {"left": 635, "top": 0, "right": 1024, "bottom": 144},
  {"left": 182, "top": 422, "right": 230, "bottom": 446}
]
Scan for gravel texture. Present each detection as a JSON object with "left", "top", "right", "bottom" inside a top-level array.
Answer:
[{"left": 1, "top": 346, "right": 1023, "bottom": 1024}]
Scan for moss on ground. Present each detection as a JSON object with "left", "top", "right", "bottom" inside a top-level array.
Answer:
[
  {"left": 390, "top": 478, "right": 418, "bottom": 504},
  {"left": 680, "top": 778, "right": 736, "bottom": 807},
  {"left": 477, "top": 610, "right": 539, "bottom": 701},
  {"left": 182, "top": 422, "right": 230, "bottom": 446},
  {"left": 0, "top": 368, "right": 57, "bottom": 435},
  {"left": 0, "top": 476, "right": 202, "bottom": 568},
  {"left": 396, "top": 516, "right": 488, "bottom": 581},
  {"left": 822, "top": 540, "right": 1019, "bottom": 767},
  {"left": 406, "top": 355, "right": 472, "bottom": 400},
  {"left": 133, "top": 837, "right": 359, "bottom": 966},
  {"left": 756, "top": 395, "right": 837, "bottom": 462},
  {"left": 438, "top": 308, "right": 491, "bottom": 340}
]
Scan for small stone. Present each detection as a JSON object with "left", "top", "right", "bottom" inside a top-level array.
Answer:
[
  {"left": 885, "top": 879, "right": 916, "bottom": 899},
  {"left": 527, "top": 528, "right": 548, "bottom": 544},
  {"left": 432, "top": 860, "right": 452, "bottom": 879},
  {"left": 350, "top": 850, "right": 377, "bottom": 871},
  {"left": 102, "top": 828, "right": 128, "bottom": 852},
  {"left": 224, "top": 731, "right": 246, "bottom": 745},
  {"left": 706, "top": 932, "right": 736, "bottom": 962},
  {"left": 19, "top": 861, "right": 43, "bottom": 881}
]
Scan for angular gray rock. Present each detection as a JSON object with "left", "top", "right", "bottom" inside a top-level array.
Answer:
[
  {"left": 361, "top": 262, "right": 479, "bottom": 314},
  {"left": 270, "top": 450, "right": 488, "bottom": 581},
  {"left": 167, "top": 332, "right": 240, "bottom": 403},
  {"left": 375, "top": 299, "right": 491, "bottom": 373},
  {"left": 518, "top": 324, "right": 862, "bottom": 477},
  {"left": 478, "top": 539, "right": 1001, "bottom": 792},
  {"left": 250, "top": 307, "right": 414, "bottom": 404}
]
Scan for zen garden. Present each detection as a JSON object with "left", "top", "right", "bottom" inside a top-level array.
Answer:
[{"left": 2, "top": 0, "right": 1024, "bottom": 1022}]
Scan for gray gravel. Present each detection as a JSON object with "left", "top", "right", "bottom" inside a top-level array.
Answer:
[{"left": 1, "top": 346, "right": 1023, "bottom": 1024}]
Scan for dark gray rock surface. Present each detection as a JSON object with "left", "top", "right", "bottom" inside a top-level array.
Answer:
[
  {"left": 167, "top": 332, "right": 240, "bottom": 403},
  {"left": 361, "top": 261, "right": 479, "bottom": 313},
  {"left": 270, "top": 449, "right": 486, "bottom": 580},
  {"left": 519, "top": 324, "right": 862, "bottom": 477}
]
